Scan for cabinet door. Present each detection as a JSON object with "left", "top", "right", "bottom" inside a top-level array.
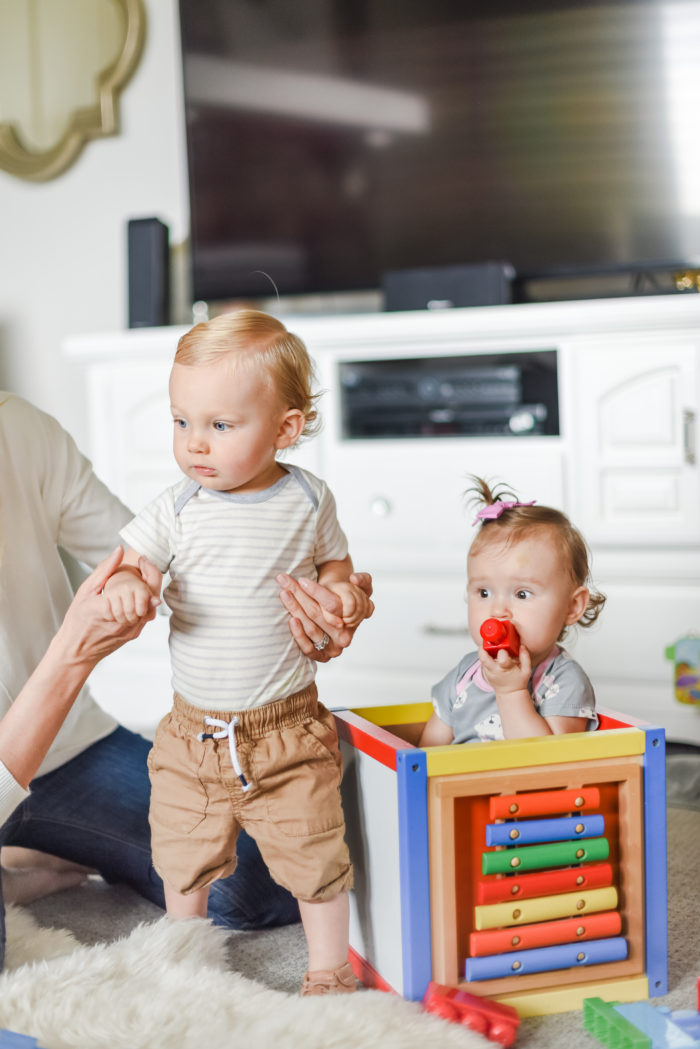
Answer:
[
  {"left": 565, "top": 576, "right": 700, "bottom": 745},
  {"left": 323, "top": 437, "right": 566, "bottom": 573},
  {"left": 316, "top": 570, "right": 472, "bottom": 709},
  {"left": 87, "top": 361, "right": 177, "bottom": 509},
  {"left": 569, "top": 339, "right": 700, "bottom": 544}
]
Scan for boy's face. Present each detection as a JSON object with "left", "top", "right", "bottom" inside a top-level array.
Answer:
[
  {"left": 169, "top": 357, "right": 301, "bottom": 493},
  {"left": 466, "top": 527, "right": 588, "bottom": 667}
]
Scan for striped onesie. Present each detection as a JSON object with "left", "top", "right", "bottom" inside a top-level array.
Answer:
[
  {"left": 121, "top": 462, "right": 355, "bottom": 899},
  {"left": 120, "top": 463, "right": 349, "bottom": 712}
]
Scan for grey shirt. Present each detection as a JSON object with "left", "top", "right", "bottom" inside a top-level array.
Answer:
[{"left": 431, "top": 645, "right": 598, "bottom": 744}]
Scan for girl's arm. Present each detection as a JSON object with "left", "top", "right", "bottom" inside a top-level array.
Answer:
[
  {"left": 418, "top": 712, "right": 454, "bottom": 747},
  {"left": 495, "top": 693, "right": 588, "bottom": 738},
  {"left": 487, "top": 646, "right": 589, "bottom": 738}
]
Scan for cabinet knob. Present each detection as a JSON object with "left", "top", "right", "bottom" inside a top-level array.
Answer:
[
  {"left": 422, "top": 624, "right": 469, "bottom": 637},
  {"left": 370, "top": 496, "right": 392, "bottom": 517}
]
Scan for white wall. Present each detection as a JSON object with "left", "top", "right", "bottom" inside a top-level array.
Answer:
[{"left": 0, "top": 0, "right": 188, "bottom": 451}]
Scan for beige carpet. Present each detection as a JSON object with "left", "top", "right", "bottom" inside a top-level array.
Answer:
[{"left": 0, "top": 908, "right": 483, "bottom": 1049}]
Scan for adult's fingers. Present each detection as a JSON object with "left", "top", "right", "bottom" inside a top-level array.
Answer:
[
  {"left": 276, "top": 574, "right": 343, "bottom": 634},
  {"left": 291, "top": 575, "right": 344, "bottom": 615},
  {"left": 287, "top": 615, "right": 343, "bottom": 662}
]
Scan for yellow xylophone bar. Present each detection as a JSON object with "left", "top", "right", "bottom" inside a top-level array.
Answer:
[{"left": 474, "top": 886, "right": 619, "bottom": 930}]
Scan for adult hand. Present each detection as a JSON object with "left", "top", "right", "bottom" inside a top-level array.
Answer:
[
  {"left": 0, "top": 548, "right": 159, "bottom": 794},
  {"left": 53, "top": 547, "right": 158, "bottom": 670},
  {"left": 276, "top": 572, "right": 374, "bottom": 663}
]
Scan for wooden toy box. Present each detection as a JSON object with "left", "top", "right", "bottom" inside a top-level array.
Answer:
[{"left": 334, "top": 704, "right": 667, "bottom": 1017}]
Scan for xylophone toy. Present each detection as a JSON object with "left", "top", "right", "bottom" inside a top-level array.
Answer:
[{"left": 334, "top": 703, "right": 667, "bottom": 1017}]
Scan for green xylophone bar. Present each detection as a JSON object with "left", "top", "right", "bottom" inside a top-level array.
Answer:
[{"left": 482, "top": 836, "right": 610, "bottom": 876}]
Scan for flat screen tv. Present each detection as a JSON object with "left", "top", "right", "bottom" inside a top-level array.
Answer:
[{"left": 178, "top": 0, "right": 700, "bottom": 304}]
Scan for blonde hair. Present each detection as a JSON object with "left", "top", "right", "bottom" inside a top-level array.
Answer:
[
  {"left": 467, "top": 476, "right": 606, "bottom": 637},
  {"left": 174, "top": 309, "right": 320, "bottom": 441}
]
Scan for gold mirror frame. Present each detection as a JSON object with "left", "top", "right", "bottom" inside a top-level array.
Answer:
[{"left": 0, "top": 0, "right": 146, "bottom": 182}]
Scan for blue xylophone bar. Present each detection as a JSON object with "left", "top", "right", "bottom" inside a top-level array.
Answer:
[
  {"left": 465, "top": 936, "right": 628, "bottom": 982},
  {"left": 485, "top": 814, "right": 605, "bottom": 847}
]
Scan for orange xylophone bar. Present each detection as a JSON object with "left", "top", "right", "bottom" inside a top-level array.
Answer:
[
  {"left": 476, "top": 862, "right": 615, "bottom": 905},
  {"left": 469, "top": 909, "right": 623, "bottom": 956},
  {"left": 489, "top": 787, "right": 601, "bottom": 821}
]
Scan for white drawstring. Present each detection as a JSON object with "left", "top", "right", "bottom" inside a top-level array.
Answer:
[{"left": 197, "top": 715, "right": 252, "bottom": 791}]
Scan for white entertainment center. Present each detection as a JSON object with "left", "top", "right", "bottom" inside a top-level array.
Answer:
[{"left": 64, "top": 294, "right": 700, "bottom": 743}]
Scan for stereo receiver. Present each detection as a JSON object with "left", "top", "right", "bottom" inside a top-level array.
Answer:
[{"left": 339, "top": 351, "right": 558, "bottom": 439}]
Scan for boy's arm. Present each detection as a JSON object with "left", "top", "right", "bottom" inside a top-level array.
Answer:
[
  {"left": 277, "top": 571, "right": 374, "bottom": 662},
  {"left": 316, "top": 554, "right": 354, "bottom": 588},
  {"left": 102, "top": 547, "right": 162, "bottom": 625},
  {"left": 316, "top": 555, "right": 374, "bottom": 629}
]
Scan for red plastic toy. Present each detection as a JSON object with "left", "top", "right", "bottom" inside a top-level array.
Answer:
[
  {"left": 480, "top": 618, "right": 520, "bottom": 659},
  {"left": 422, "top": 982, "right": 520, "bottom": 1046}
]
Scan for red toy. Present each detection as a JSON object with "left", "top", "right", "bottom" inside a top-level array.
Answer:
[
  {"left": 422, "top": 982, "right": 520, "bottom": 1046},
  {"left": 480, "top": 618, "right": 520, "bottom": 659}
]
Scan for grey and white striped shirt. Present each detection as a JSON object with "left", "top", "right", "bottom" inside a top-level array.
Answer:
[{"left": 120, "top": 464, "right": 348, "bottom": 711}]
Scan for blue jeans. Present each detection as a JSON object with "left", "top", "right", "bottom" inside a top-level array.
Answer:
[{"left": 0, "top": 726, "right": 300, "bottom": 968}]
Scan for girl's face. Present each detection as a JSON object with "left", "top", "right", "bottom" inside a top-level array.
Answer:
[{"left": 466, "top": 526, "right": 589, "bottom": 667}]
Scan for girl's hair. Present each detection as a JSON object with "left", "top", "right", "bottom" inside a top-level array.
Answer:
[
  {"left": 174, "top": 309, "right": 320, "bottom": 441},
  {"left": 467, "top": 476, "right": 606, "bottom": 636}
]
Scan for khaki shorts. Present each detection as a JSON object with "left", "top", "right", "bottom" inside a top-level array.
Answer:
[{"left": 147, "top": 684, "right": 353, "bottom": 901}]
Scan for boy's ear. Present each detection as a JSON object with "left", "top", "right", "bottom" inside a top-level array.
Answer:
[
  {"left": 276, "top": 409, "right": 306, "bottom": 449},
  {"left": 565, "top": 586, "right": 590, "bottom": 625}
]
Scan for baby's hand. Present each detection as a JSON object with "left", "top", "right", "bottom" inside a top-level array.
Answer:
[
  {"left": 102, "top": 563, "right": 160, "bottom": 625},
  {"left": 479, "top": 642, "right": 532, "bottom": 698},
  {"left": 324, "top": 580, "right": 373, "bottom": 629}
]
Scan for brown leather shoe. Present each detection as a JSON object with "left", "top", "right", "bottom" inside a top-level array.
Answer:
[{"left": 300, "top": 961, "right": 357, "bottom": 996}]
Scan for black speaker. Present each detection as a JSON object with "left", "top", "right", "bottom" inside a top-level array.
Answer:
[
  {"left": 382, "top": 262, "right": 515, "bottom": 312},
  {"left": 127, "top": 217, "right": 170, "bottom": 328}
]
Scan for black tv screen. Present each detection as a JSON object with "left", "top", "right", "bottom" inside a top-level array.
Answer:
[{"left": 178, "top": 0, "right": 700, "bottom": 303}]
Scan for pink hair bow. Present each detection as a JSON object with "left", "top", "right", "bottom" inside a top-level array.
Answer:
[{"left": 473, "top": 500, "right": 536, "bottom": 525}]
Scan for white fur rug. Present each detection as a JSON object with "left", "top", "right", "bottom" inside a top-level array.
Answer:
[{"left": 0, "top": 906, "right": 483, "bottom": 1049}]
